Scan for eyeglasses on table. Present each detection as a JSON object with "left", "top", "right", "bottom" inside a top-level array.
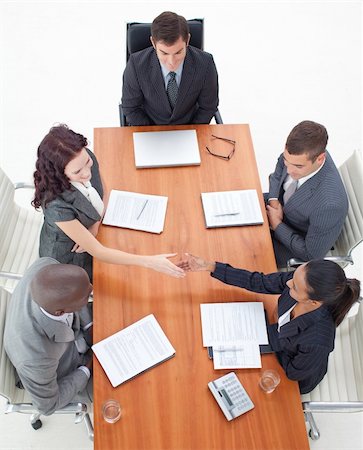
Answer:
[{"left": 206, "top": 134, "right": 236, "bottom": 160}]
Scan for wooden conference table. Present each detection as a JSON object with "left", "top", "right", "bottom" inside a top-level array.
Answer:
[{"left": 93, "top": 124, "right": 309, "bottom": 450}]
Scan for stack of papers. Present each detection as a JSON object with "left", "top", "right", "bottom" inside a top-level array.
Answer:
[
  {"left": 102, "top": 190, "right": 168, "bottom": 234},
  {"left": 201, "top": 189, "right": 264, "bottom": 228},
  {"left": 200, "top": 302, "right": 268, "bottom": 369},
  {"left": 92, "top": 314, "right": 175, "bottom": 387}
]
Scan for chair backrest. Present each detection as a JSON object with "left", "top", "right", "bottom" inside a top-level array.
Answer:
[
  {"left": 332, "top": 150, "right": 363, "bottom": 257},
  {"left": 126, "top": 18, "right": 204, "bottom": 61},
  {"left": 0, "top": 166, "right": 43, "bottom": 291},
  {"left": 301, "top": 301, "right": 363, "bottom": 402},
  {"left": 0, "top": 166, "right": 17, "bottom": 237},
  {"left": 0, "top": 287, "right": 30, "bottom": 404}
]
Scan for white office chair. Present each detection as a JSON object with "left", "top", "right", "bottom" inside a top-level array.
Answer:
[
  {"left": 0, "top": 166, "right": 43, "bottom": 291},
  {"left": 302, "top": 299, "right": 363, "bottom": 440},
  {"left": 0, "top": 286, "right": 94, "bottom": 440},
  {"left": 287, "top": 150, "right": 363, "bottom": 270}
]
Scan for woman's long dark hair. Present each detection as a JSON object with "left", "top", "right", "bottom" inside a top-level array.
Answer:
[
  {"left": 305, "top": 260, "right": 360, "bottom": 325},
  {"left": 32, "top": 124, "right": 88, "bottom": 209}
]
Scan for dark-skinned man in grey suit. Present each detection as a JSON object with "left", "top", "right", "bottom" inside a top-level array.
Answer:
[{"left": 121, "top": 11, "right": 219, "bottom": 126}]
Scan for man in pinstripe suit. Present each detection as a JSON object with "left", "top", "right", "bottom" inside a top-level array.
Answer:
[
  {"left": 266, "top": 120, "right": 348, "bottom": 268},
  {"left": 121, "top": 11, "right": 219, "bottom": 126}
]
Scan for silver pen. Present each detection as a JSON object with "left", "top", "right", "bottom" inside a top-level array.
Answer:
[
  {"left": 136, "top": 199, "right": 148, "bottom": 220},
  {"left": 214, "top": 212, "right": 240, "bottom": 217},
  {"left": 213, "top": 346, "right": 244, "bottom": 352}
]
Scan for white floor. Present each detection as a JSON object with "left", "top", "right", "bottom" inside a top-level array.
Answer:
[
  {"left": 1, "top": 2, "right": 362, "bottom": 449},
  {"left": 0, "top": 394, "right": 362, "bottom": 450}
]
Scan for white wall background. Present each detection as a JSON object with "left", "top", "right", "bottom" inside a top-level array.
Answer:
[
  {"left": 0, "top": 0, "right": 362, "bottom": 276},
  {"left": 1, "top": 0, "right": 361, "bottom": 184}
]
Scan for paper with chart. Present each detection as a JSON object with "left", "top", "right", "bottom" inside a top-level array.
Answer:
[
  {"left": 92, "top": 314, "right": 175, "bottom": 387},
  {"left": 200, "top": 302, "right": 268, "bottom": 369},
  {"left": 133, "top": 129, "right": 201, "bottom": 168},
  {"left": 201, "top": 189, "right": 264, "bottom": 228},
  {"left": 102, "top": 190, "right": 168, "bottom": 234}
]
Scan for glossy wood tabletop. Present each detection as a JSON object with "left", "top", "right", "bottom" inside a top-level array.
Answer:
[{"left": 93, "top": 124, "right": 309, "bottom": 450}]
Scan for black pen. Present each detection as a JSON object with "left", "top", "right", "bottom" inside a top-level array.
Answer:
[{"left": 137, "top": 199, "right": 148, "bottom": 220}]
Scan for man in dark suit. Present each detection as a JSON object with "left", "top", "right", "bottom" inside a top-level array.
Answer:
[
  {"left": 121, "top": 11, "right": 219, "bottom": 126},
  {"left": 265, "top": 120, "right": 348, "bottom": 268}
]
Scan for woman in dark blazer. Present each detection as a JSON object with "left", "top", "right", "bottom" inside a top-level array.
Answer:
[
  {"left": 178, "top": 255, "right": 360, "bottom": 394},
  {"left": 32, "top": 124, "right": 184, "bottom": 281}
]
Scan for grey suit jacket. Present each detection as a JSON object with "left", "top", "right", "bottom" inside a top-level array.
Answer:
[
  {"left": 4, "top": 258, "right": 92, "bottom": 415},
  {"left": 121, "top": 45, "right": 219, "bottom": 125},
  {"left": 39, "top": 149, "right": 103, "bottom": 280},
  {"left": 267, "top": 151, "right": 348, "bottom": 266}
]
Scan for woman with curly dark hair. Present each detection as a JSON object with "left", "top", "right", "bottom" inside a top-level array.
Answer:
[{"left": 32, "top": 124, "right": 184, "bottom": 281}]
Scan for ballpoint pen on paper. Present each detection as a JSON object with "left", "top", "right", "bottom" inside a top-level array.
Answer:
[
  {"left": 214, "top": 212, "right": 240, "bottom": 217},
  {"left": 213, "top": 346, "right": 245, "bottom": 352},
  {"left": 136, "top": 200, "right": 148, "bottom": 220}
]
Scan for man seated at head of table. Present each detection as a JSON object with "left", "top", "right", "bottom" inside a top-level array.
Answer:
[
  {"left": 265, "top": 120, "right": 348, "bottom": 269},
  {"left": 178, "top": 254, "right": 360, "bottom": 394},
  {"left": 4, "top": 257, "right": 93, "bottom": 416},
  {"left": 121, "top": 11, "right": 219, "bottom": 126}
]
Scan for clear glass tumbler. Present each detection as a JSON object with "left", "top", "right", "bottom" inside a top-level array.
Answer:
[
  {"left": 102, "top": 399, "right": 122, "bottom": 423},
  {"left": 259, "top": 369, "right": 280, "bottom": 393}
]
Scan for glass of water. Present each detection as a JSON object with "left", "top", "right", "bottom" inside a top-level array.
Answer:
[
  {"left": 102, "top": 399, "right": 122, "bottom": 423},
  {"left": 259, "top": 369, "right": 281, "bottom": 393}
]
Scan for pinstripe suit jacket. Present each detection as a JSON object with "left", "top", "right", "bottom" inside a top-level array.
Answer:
[
  {"left": 121, "top": 45, "right": 219, "bottom": 125},
  {"left": 4, "top": 258, "right": 92, "bottom": 415},
  {"left": 267, "top": 151, "right": 348, "bottom": 267},
  {"left": 211, "top": 262, "right": 336, "bottom": 394}
]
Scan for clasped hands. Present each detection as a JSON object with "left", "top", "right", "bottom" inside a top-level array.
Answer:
[
  {"left": 174, "top": 253, "right": 216, "bottom": 273},
  {"left": 266, "top": 199, "right": 283, "bottom": 231}
]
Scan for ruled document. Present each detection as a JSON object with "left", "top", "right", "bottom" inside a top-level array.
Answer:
[
  {"left": 92, "top": 314, "right": 175, "bottom": 387},
  {"left": 102, "top": 190, "right": 168, "bottom": 233}
]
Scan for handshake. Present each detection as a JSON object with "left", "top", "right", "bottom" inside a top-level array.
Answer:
[{"left": 175, "top": 253, "right": 216, "bottom": 274}]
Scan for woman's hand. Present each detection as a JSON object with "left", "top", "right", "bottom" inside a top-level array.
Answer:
[{"left": 146, "top": 253, "right": 185, "bottom": 278}]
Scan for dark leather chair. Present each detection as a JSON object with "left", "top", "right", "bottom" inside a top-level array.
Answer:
[{"left": 119, "top": 19, "right": 222, "bottom": 126}]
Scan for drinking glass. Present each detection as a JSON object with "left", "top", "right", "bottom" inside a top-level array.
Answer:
[{"left": 259, "top": 369, "right": 280, "bottom": 393}]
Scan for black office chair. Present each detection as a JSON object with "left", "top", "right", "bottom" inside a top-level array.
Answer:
[{"left": 119, "top": 19, "right": 222, "bottom": 126}]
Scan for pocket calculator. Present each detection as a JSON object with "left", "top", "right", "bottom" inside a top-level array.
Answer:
[{"left": 208, "top": 372, "right": 254, "bottom": 421}]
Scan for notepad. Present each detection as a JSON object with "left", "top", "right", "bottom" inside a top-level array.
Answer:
[
  {"left": 201, "top": 189, "right": 264, "bottom": 228},
  {"left": 102, "top": 190, "right": 168, "bottom": 234},
  {"left": 92, "top": 314, "right": 175, "bottom": 387},
  {"left": 133, "top": 129, "right": 201, "bottom": 168}
]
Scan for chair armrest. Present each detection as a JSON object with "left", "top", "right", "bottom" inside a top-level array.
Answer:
[
  {"left": 302, "top": 401, "right": 363, "bottom": 413},
  {"left": 119, "top": 103, "right": 127, "bottom": 127},
  {"left": 13, "top": 182, "right": 35, "bottom": 190},
  {"left": 0, "top": 271, "right": 22, "bottom": 280},
  {"left": 214, "top": 109, "right": 223, "bottom": 124},
  {"left": 287, "top": 255, "right": 354, "bottom": 271},
  {"left": 320, "top": 255, "right": 354, "bottom": 265},
  {"left": 287, "top": 258, "right": 305, "bottom": 270},
  {"left": 5, "top": 401, "right": 87, "bottom": 415}
]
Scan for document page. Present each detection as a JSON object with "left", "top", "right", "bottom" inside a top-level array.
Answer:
[
  {"left": 133, "top": 129, "right": 201, "bottom": 168},
  {"left": 201, "top": 190, "right": 264, "bottom": 228},
  {"left": 212, "top": 341, "right": 261, "bottom": 369},
  {"left": 92, "top": 314, "right": 175, "bottom": 387},
  {"left": 102, "top": 190, "right": 168, "bottom": 234},
  {"left": 200, "top": 302, "right": 268, "bottom": 346}
]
